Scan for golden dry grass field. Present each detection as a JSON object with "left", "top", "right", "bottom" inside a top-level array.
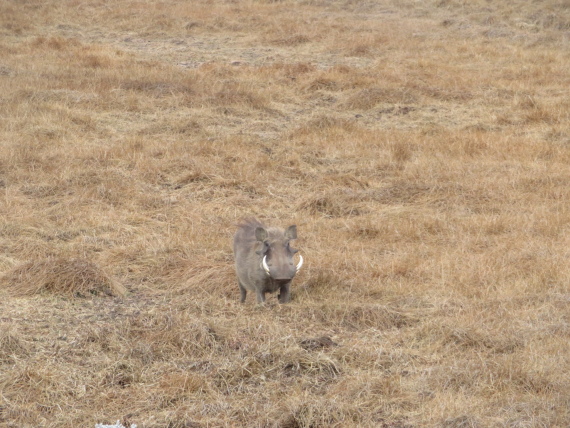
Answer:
[{"left": 1, "top": 0, "right": 570, "bottom": 426}]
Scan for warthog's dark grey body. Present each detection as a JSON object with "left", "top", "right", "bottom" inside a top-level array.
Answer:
[{"left": 233, "top": 218, "right": 303, "bottom": 304}]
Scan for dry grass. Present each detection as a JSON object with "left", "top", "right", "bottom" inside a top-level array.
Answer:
[
  {"left": 0, "top": 257, "right": 125, "bottom": 297},
  {"left": 1, "top": 0, "right": 570, "bottom": 426}
]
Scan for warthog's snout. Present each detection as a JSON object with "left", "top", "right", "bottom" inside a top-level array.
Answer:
[{"left": 261, "top": 254, "right": 303, "bottom": 281}]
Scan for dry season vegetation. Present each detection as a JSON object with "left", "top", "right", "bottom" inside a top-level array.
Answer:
[{"left": 1, "top": 0, "right": 570, "bottom": 426}]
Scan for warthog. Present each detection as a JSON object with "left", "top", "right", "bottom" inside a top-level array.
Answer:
[{"left": 233, "top": 218, "right": 303, "bottom": 304}]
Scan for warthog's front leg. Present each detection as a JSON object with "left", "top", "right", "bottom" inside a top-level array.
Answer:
[
  {"left": 278, "top": 281, "right": 291, "bottom": 304},
  {"left": 238, "top": 281, "right": 247, "bottom": 303}
]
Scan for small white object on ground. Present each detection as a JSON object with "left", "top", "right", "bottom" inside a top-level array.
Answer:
[{"left": 95, "top": 420, "right": 137, "bottom": 428}]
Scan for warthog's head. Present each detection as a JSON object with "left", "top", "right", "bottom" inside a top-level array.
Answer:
[{"left": 255, "top": 225, "right": 303, "bottom": 282}]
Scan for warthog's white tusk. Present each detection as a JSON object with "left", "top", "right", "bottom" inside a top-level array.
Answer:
[
  {"left": 262, "top": 255, "right": 271, "bottom": 275},
  {"left": 296, "top": 254, "right": 304, "bottom": 272}
]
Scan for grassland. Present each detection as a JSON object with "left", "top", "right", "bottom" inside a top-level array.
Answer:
[{"left": 1, "top": 0, "right": 569, "bottom": 427}]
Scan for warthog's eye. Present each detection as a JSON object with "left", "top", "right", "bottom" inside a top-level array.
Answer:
[{"left": 256, "top": 241, "right": 270, "bottom": 255}]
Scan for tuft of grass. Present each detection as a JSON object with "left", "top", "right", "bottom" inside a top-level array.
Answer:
[
  {"left": 0, "top": 258, "right": 125, "bottom": 297},
  {"left": 0, "top": 327, "right": 29, "bottom": 364}
]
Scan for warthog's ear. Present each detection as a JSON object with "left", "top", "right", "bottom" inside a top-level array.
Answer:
[
  {"left": 285, "top": 225, "right": 297, "bottom": 240},
  {"left": 255, "top": 227, "right": 268, "bottom": 242}
]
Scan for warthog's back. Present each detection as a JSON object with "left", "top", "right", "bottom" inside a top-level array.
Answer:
[{"left": 233, "top": 218, "right": 264, "bottom": 257}]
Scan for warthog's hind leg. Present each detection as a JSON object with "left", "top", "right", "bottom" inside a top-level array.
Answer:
[{"left": 255, "top": 289, "right": 266, "bottom": 304}]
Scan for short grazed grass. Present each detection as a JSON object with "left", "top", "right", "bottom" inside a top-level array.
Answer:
[{"left": 0, "top": 0, "right": 569, "bottom": 427}]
